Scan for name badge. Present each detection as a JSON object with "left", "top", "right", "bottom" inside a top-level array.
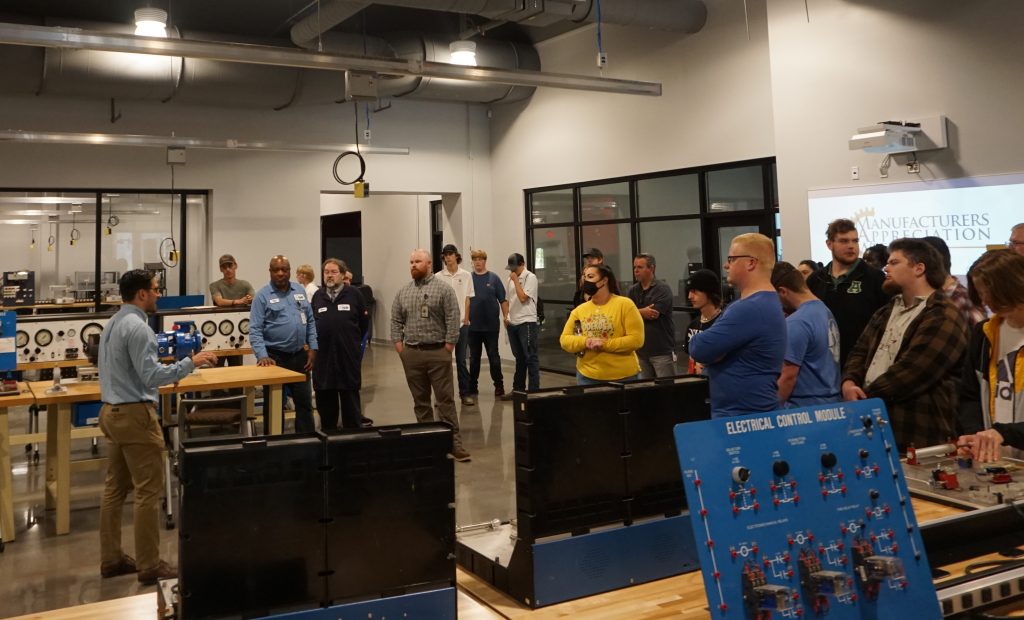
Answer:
[
  {"left": 317, "top": 307, "right": 327, "bottom": 313},
  {"left": 339, "top": 304, "right": 351, "bottom": 311},
  {"left": 294, "top": 294, "right": 306, "bottom": 301},
  {"left": 269, "top": 298, "right": 280, "bottom": 304}
]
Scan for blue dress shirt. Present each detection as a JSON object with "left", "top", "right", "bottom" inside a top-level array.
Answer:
[
  {"left": 99, "top": 304, "right": 195, "bottom": 404},
  {"left": 249, "top": 281, "right": 318, "bottom": 360}
]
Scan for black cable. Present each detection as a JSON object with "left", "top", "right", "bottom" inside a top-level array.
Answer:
[
  {"left": 161, "top": 165, "right": 179, "bottom": 268},
  {"left": 332, "top": 151, "right": 365, "bottom": 185},
  {"left": 352, "top": 100, "right": 361, "bottom": 157}
]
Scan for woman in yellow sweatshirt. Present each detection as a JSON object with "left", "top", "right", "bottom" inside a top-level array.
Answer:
[{"left": 560, "top": 264, "right": 645, "bottom": 384}]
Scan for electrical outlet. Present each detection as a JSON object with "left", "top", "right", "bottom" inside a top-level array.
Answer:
[
  {"left": 907, "top": 161, "right": 920, "bottom": 174},
  {"left": 363, "top": 129, "right": 371, "bottom": 141},
  {"left": 851, "top": 166, "right": 860, "bottom": 180},
  {"left": 597, "top": 52, "right": 608, "bottom": 68}
]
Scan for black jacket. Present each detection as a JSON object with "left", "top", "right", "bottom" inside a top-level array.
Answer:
[
  {"left": 806, "top": 259, "right": 889, "bottom": 370},
  {"left": 311, "top": 285, "right": 369, "bottom": 390}
]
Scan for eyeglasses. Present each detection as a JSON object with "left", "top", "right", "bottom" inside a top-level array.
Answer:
[
  {"left": 1008, "top": 240, "right": 1024, "bottom": 249},
  {"left": 725, "top": 255, "right": 756, "bottom": 264}
]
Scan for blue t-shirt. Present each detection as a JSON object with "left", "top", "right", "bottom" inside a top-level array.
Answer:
[
  {"left": 784, "top": 299, "right": 841, "bottom": 407},
  {"left": 469, "top": 271, "right": 506, "bottom": 332},
  {"left": 689, "top": 290, "right": 786, "bottom": 417}
]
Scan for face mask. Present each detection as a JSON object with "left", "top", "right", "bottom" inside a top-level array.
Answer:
[{"left": 582, "top": 280, "right": 600, "bottom": 296}]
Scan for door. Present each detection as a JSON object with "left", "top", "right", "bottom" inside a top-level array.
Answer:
[{"left": 706, "top": 214, "right": 773, "bottom": 304}]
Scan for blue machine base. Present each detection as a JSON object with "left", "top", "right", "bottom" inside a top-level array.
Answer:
[{"left": 258, "top": 587, "right": 456, "bottom": 619}]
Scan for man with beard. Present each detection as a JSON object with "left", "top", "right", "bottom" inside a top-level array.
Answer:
[
  {"left": 806, "top": 219, "right": 889, "bottom": 369},
  {"left": 249, "top": 255, "right": 318, "bottom": 432},
  {"left": 391, "top": 249, "right": 470, "bottom": 461},
  {"left": 311, "top": 258, "right": 369, "bottom": 430},
  {"left": 841, "top": 238, "right": 968, "bottom": 452}
]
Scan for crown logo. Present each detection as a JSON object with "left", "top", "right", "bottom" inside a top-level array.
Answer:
[{"left": 851, "top": 207, "right": 876, "bottom": 226}]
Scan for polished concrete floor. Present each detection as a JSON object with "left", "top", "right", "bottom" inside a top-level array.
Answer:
[{"left": 0, "top": 344, "right": 574, "bottom": 618}]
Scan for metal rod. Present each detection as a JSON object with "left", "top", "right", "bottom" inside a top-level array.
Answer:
[{"left": 0, "top": 22, "right": 662, "bottom": 96}]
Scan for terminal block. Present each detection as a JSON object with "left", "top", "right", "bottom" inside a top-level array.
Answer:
[
  {"left": 798, "top": 548, "right": 852, "bottom": 597},
  {"left": 742, "top": 561, "right": 795, "bottom": 616}
]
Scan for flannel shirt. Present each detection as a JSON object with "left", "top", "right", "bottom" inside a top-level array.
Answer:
[
  {"left": 843, "top": 291, "right": 968, "bottom": 452},
  {"left": 390, "top": 274, "right": 461, "bottom": 345}
]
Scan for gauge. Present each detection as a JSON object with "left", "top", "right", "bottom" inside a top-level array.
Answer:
[
  {"left": 201, "top": 321, "right": 218, "bottom": 337},
  {"left": 81, "top": 323, "right": 104, "bottom": 345},
  {"left": 218, "top": 320, "right": 234, "bottom": 336},
  {"left": 238, "top": 319, "right": 249, "bottom": 335},
  {"left": 16, "top": 330, "right": 29, "bottom": 348},
  {"left": 35, "top": 329, "right": 53, "bottom": 347},
  {"left": 67, "top": 328, "right": 77, "bottom": 339}
]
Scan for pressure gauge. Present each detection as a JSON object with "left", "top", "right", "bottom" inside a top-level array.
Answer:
[
  {"left": 66, "top": 328, "right": 77, "bottom": 339},
  {"left": 35, "top": 329, "right": 53, "bottom": 347},
  {"left": 201, "top": 321, "right": 218, "bottom": 337},
  {"left": 16, "top": 330, "right": 29, "bottom": 348},
  {"left": 81, "top": 323, "right": 104, "bottom": 345},
  {"left": 238, "top": 319, "right": 250, "bottom": 335},
  {"left": 218, "top": 320, "right": 234, "bottom": 336}
]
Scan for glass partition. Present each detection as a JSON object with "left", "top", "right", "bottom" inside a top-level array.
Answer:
[
  {"left": 581, "top": 183, "right": 630, "bottom": 222},
  {"left": 531, "top": 226, "right": 576, "bottom": 302}
]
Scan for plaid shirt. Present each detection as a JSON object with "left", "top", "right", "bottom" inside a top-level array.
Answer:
[
  {"left": 390, "top": 274, "right": 461, "bottom": 344},
  {"left": 945, "top": 279, "right": 987, "bottom": 327},
  {"left": 843, "top": 291, "right": 968, "bottom": 451}
]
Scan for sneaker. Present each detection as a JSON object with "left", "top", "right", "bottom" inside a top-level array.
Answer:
[
  {"left": 361, "top": 416, "right": 374, "bottom": 427},
  {"left": 461, "top": 395, "right": 476, "bottom": 406},
  {"left": 499, "top": 392, "right": 515, "bottom": 401},
  {"left": 284, "top": 397, "right": 295, "bottom": 411},
  {"left": 494, "top": 387, "right": 505, "bottom": 397},
  {"left": 138, "top": 560, "right": 177, "bottom": 585},
  {"left": 451, "top": 448, "right": 472, "bottom": 462},
  {"left": 100, "top": 554, "right": 138, "bottom": 578}
]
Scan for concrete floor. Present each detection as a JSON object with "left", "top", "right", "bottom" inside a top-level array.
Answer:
[{"left": 0, "top": 343, "right": 574, "bottom": 618}]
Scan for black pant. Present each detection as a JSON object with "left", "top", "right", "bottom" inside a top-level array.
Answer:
[
  {"left": 467, "top": 330, "right": 503, "bottom": 395},
  {"left": 264, "top": 348, "right": 314, "bottom": 433},
  {"left": 315, "top": 389, "right": 361, "bottom": 431}
]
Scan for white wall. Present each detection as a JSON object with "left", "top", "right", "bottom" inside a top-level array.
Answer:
[
  {"left": 767, "top": 0, "right": 1024, "bottom": 261},
  {"left": 488, "top": 0, "right": 776, "bottom": 274},
  {"left": 0, "top": 94, "right": 490, "bottom": 300}
]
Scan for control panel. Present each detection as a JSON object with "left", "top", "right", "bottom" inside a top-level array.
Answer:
[
  {"left": 3, "top": 270, "right": 35, "bottom": 307},
  {"left": 160, "top": 310, "right": 250, "bottom": 353},
  {"left": 674, "top": 399, "right": 940, "bottom": 619},
  {"left": 903, "top": 443, "right": 1024, "bottom": 509},
  {"left": 15, "top": 316, "right": 109, "bottom": 364}
]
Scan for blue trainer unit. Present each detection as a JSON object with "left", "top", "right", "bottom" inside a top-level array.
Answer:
[{"left": 674, "top": 399, "right": 941, "bottom": 619}]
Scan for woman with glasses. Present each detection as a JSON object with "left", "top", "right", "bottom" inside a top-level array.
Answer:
[{"left": 559, "top": 264, "right": 645, "bottom": 385}]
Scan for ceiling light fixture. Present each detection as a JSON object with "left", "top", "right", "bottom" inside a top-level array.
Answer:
[
  {"left": 134, "top": 8, "right": 168, "bottom": 38},
  {"left": 449, "top": 40, "right": 477, "bottom": 67}
]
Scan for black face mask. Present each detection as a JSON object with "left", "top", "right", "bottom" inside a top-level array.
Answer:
[{"left": 582, "top": 280, "right": 600, "bottom": 296}]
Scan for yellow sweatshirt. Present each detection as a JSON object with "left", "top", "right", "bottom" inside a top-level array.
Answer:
[{"left": 560, "top": 295, "right": 645, "bottom": 381}]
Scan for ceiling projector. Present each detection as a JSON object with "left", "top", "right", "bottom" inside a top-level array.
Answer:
[{"left": 849, "top": 121, "right": 921, "bottom": 154}]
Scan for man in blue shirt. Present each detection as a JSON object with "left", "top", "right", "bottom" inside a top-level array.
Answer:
[
  {"left": 249, "top": 255, "right": 318, "bottom": 432},
  {"left": 467, "top": 249, "right": 507, "bottom": 399},
  {"left": 99, "top": 270, "right": 218, "bottom": 585},
  {"left": 689, "top": 233, "right": 786, "bottom": 417},
  {"left": 772, "top": 262, "right": 841, "bottom": 408}
]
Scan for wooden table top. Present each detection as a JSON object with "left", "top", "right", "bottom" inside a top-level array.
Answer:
[
  {"left": 26, "top": 366, "right": 304, "bottom": 405},
  {"left": 0, "top": 382, "right": 36, "bottom": 408}
]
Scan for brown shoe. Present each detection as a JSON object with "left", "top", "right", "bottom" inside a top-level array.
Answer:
[
  {"left": 100, "top": 554, "right": 138, "bottom": 578},
  {"left": 138, "top": 560, "right": 177, "bottom": 585},
  {"left": 451, "top": 448, "right": 472, "bottom": 462},
  {"left": 494, "top": 387, "right": 505, "bottom": 397}
]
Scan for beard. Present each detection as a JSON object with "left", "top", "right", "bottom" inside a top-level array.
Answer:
[{"left": 882, "top": 278, "right": 902, "bottom": 296}]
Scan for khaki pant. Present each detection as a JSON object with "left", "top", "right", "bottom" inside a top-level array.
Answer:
[
  {"left": 398, "top": 346, "right": 464, "bottom": 451},
  {"left": 98, "top": 403, "right": 165, "bottom": 571}
]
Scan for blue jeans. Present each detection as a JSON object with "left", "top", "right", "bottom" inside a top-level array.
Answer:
[
  {"left": 576, "top": 371, "right": 640, "bottom": 386},
  {"left": 455, "top": 324, "right": 470, "bottom": 397},
  {"left": 467, "top": 330, "right": 503, "bottom": 395},
  {"left": 507, "top": 322, "right": 540, "bottom": 391}
]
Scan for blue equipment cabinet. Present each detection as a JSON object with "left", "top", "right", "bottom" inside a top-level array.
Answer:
[{"left": 674, "top": 399, "right": 941, "bottom": 619}]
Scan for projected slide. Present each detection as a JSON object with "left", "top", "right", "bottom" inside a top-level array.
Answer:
[{"left": 808, "top": 174, "right": 1024, "bottom": 275}]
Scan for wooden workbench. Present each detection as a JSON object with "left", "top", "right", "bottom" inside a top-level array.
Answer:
[{"left": 0, "top": 382, "right": 36, "bottom": 547}]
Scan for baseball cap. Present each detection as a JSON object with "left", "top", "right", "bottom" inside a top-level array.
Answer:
[
  {"left": 441, "top": 244, "right": 459, "bottom": 256},
  {"left": 505, "top": 253, "right": 525, "bottom": 270},
  {"left": 218, "top": 254, "right": 236, "bottom": 267},
  {"left": 685, "top": 269, "right": 721, "bottom": 296},
  {"left": 582, "top": 247, "right": 603, "bottom": 259}
]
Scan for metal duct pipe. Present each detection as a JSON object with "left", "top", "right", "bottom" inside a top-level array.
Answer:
[{"left": 289, "top": 0, "right": 369, "bottom": 48}]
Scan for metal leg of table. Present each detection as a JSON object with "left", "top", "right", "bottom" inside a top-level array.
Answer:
[
  {"left": 0, "top": 409, "right": 14, "bottom": 545},
  {"left": 44, "top": 403, "right": 71, "bottom": 535}
]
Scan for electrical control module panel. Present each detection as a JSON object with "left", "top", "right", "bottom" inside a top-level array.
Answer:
[
  {"left": 674, "top": 399, "right": 940, "bottom": 619},
  {"left": 15, "top": 316, "right": 109, "bottom": 364}
]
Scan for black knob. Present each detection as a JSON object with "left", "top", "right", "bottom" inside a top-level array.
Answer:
[
  {"left": 732, "top": 466, "right": 751, "bottom": 484},
  {"left": 821, "top": 452, "right": 838, "bottom": 469},
  {"left": 773, "top": 460, "right": 790, "bottom": 477},
  {"left": 859, "top": 449, "right": 869, "bottom": 459},
  {"left": 869, "top": 489, "right": 880, "bottom": 500},
  {"left": 862, "top": 416, "right": 873, "bottom": 429},
  {"left": 57, "top": 331, "right": 65, "bottom": 337},
  {"left": 34, "top": 347, "right": 41, "bottom": 354}
]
